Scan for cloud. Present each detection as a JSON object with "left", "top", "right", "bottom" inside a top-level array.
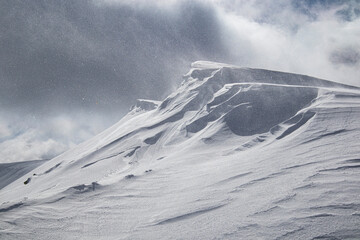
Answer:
[
  {"left": 0, "top": 113, "right": 108, "bottom": 163},
  {"left": 330, "top": 47, "right": 360, "bottom": 66},
  {"left": 213, "top": 0, "right": 360, "bottom": 85},
  {"left": 0, "top": 129, "right": 67, "bottom": 163},
  {"left": 0, "top": 120, "right": 11, "bottom": 139},
  {"left": 0, "top": 0, "right": 227, "bottom": 115}
]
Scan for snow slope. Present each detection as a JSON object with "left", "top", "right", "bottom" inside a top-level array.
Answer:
[{"left": 1, "top": 61, "right": 360, "bottom": 239}]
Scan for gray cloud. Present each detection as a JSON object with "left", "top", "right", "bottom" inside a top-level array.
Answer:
[
  {"left": 330, "top": 47, "right": 360, "bottom": 65},
  {"left": 0, "top": 0, "right": 227, "bottom": 115}
]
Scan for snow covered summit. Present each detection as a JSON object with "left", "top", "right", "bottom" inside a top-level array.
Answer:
[{"left": 1, "top": 62, "right": 360, "bottom": 239}]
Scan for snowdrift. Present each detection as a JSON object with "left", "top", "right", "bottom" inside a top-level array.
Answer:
[{"left": 1, "top": 61, "right": 360, "bottom": 239}]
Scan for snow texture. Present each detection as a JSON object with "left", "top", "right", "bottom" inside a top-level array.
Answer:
[{"left": 1, "top": 61, "right": 360, "bottom": 239}]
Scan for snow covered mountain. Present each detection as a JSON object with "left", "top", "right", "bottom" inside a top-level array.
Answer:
[{"left": 1, "top": 61, "right": 360, "bottom": 239}]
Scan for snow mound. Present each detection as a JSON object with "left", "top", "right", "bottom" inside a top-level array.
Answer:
[
  {"left": 2, "top": 61, "right": 359, "bottom": 200},
  {"left": 1, "top": 61, "right": 360, "bottom": 239},
  {"left": 130, "top": 99, "right": 160, "bottom": 112}
]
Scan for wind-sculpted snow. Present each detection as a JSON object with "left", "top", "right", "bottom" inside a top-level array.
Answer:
[
  {"left": 186, "top": 83, "right": 318, "bottom": 135},
  {"left": 130, "top": 99, "right": 161, "bottom": 112},
  {"left": 1, "top": 61, "right": 360, "bottom": 239}
]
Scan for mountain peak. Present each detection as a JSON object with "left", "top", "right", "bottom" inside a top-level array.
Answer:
[
  {"left": 191, "top": 60, "right": 240, "bottom": 70},
  {"left": 1, "top": 62, "right": 360, "bottom": 239}
]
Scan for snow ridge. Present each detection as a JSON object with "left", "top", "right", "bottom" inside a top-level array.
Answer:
[{"left": 1, "top": 62, "right": 360, "bottom": 239}]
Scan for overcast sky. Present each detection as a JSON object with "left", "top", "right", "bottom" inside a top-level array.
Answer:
[{"left": 1, "top": 0, "right": 359, "bottom": 162}]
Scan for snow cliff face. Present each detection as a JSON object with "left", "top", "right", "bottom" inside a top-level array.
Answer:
[{"left": 1, "top": 61, "right": 360, "bottom": 239}]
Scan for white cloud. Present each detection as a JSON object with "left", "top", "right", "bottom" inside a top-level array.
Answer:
[
  {"left": 214, "top": 1, "right": 360, "bottom": 86},
  {"left": 0, "top": 129, "right": 67, "bottom": 163},
  {"left": 0, "top": 113, "right": 110, "bottom": 163}
]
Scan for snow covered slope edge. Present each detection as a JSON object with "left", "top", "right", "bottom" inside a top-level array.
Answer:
[{"left": 1, "top": 61, "right": 360, "bottom": 239}]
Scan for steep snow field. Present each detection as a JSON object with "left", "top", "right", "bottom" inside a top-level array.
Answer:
[{"left": 1, "top": 61, "right": 360, "bottom": 239}]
